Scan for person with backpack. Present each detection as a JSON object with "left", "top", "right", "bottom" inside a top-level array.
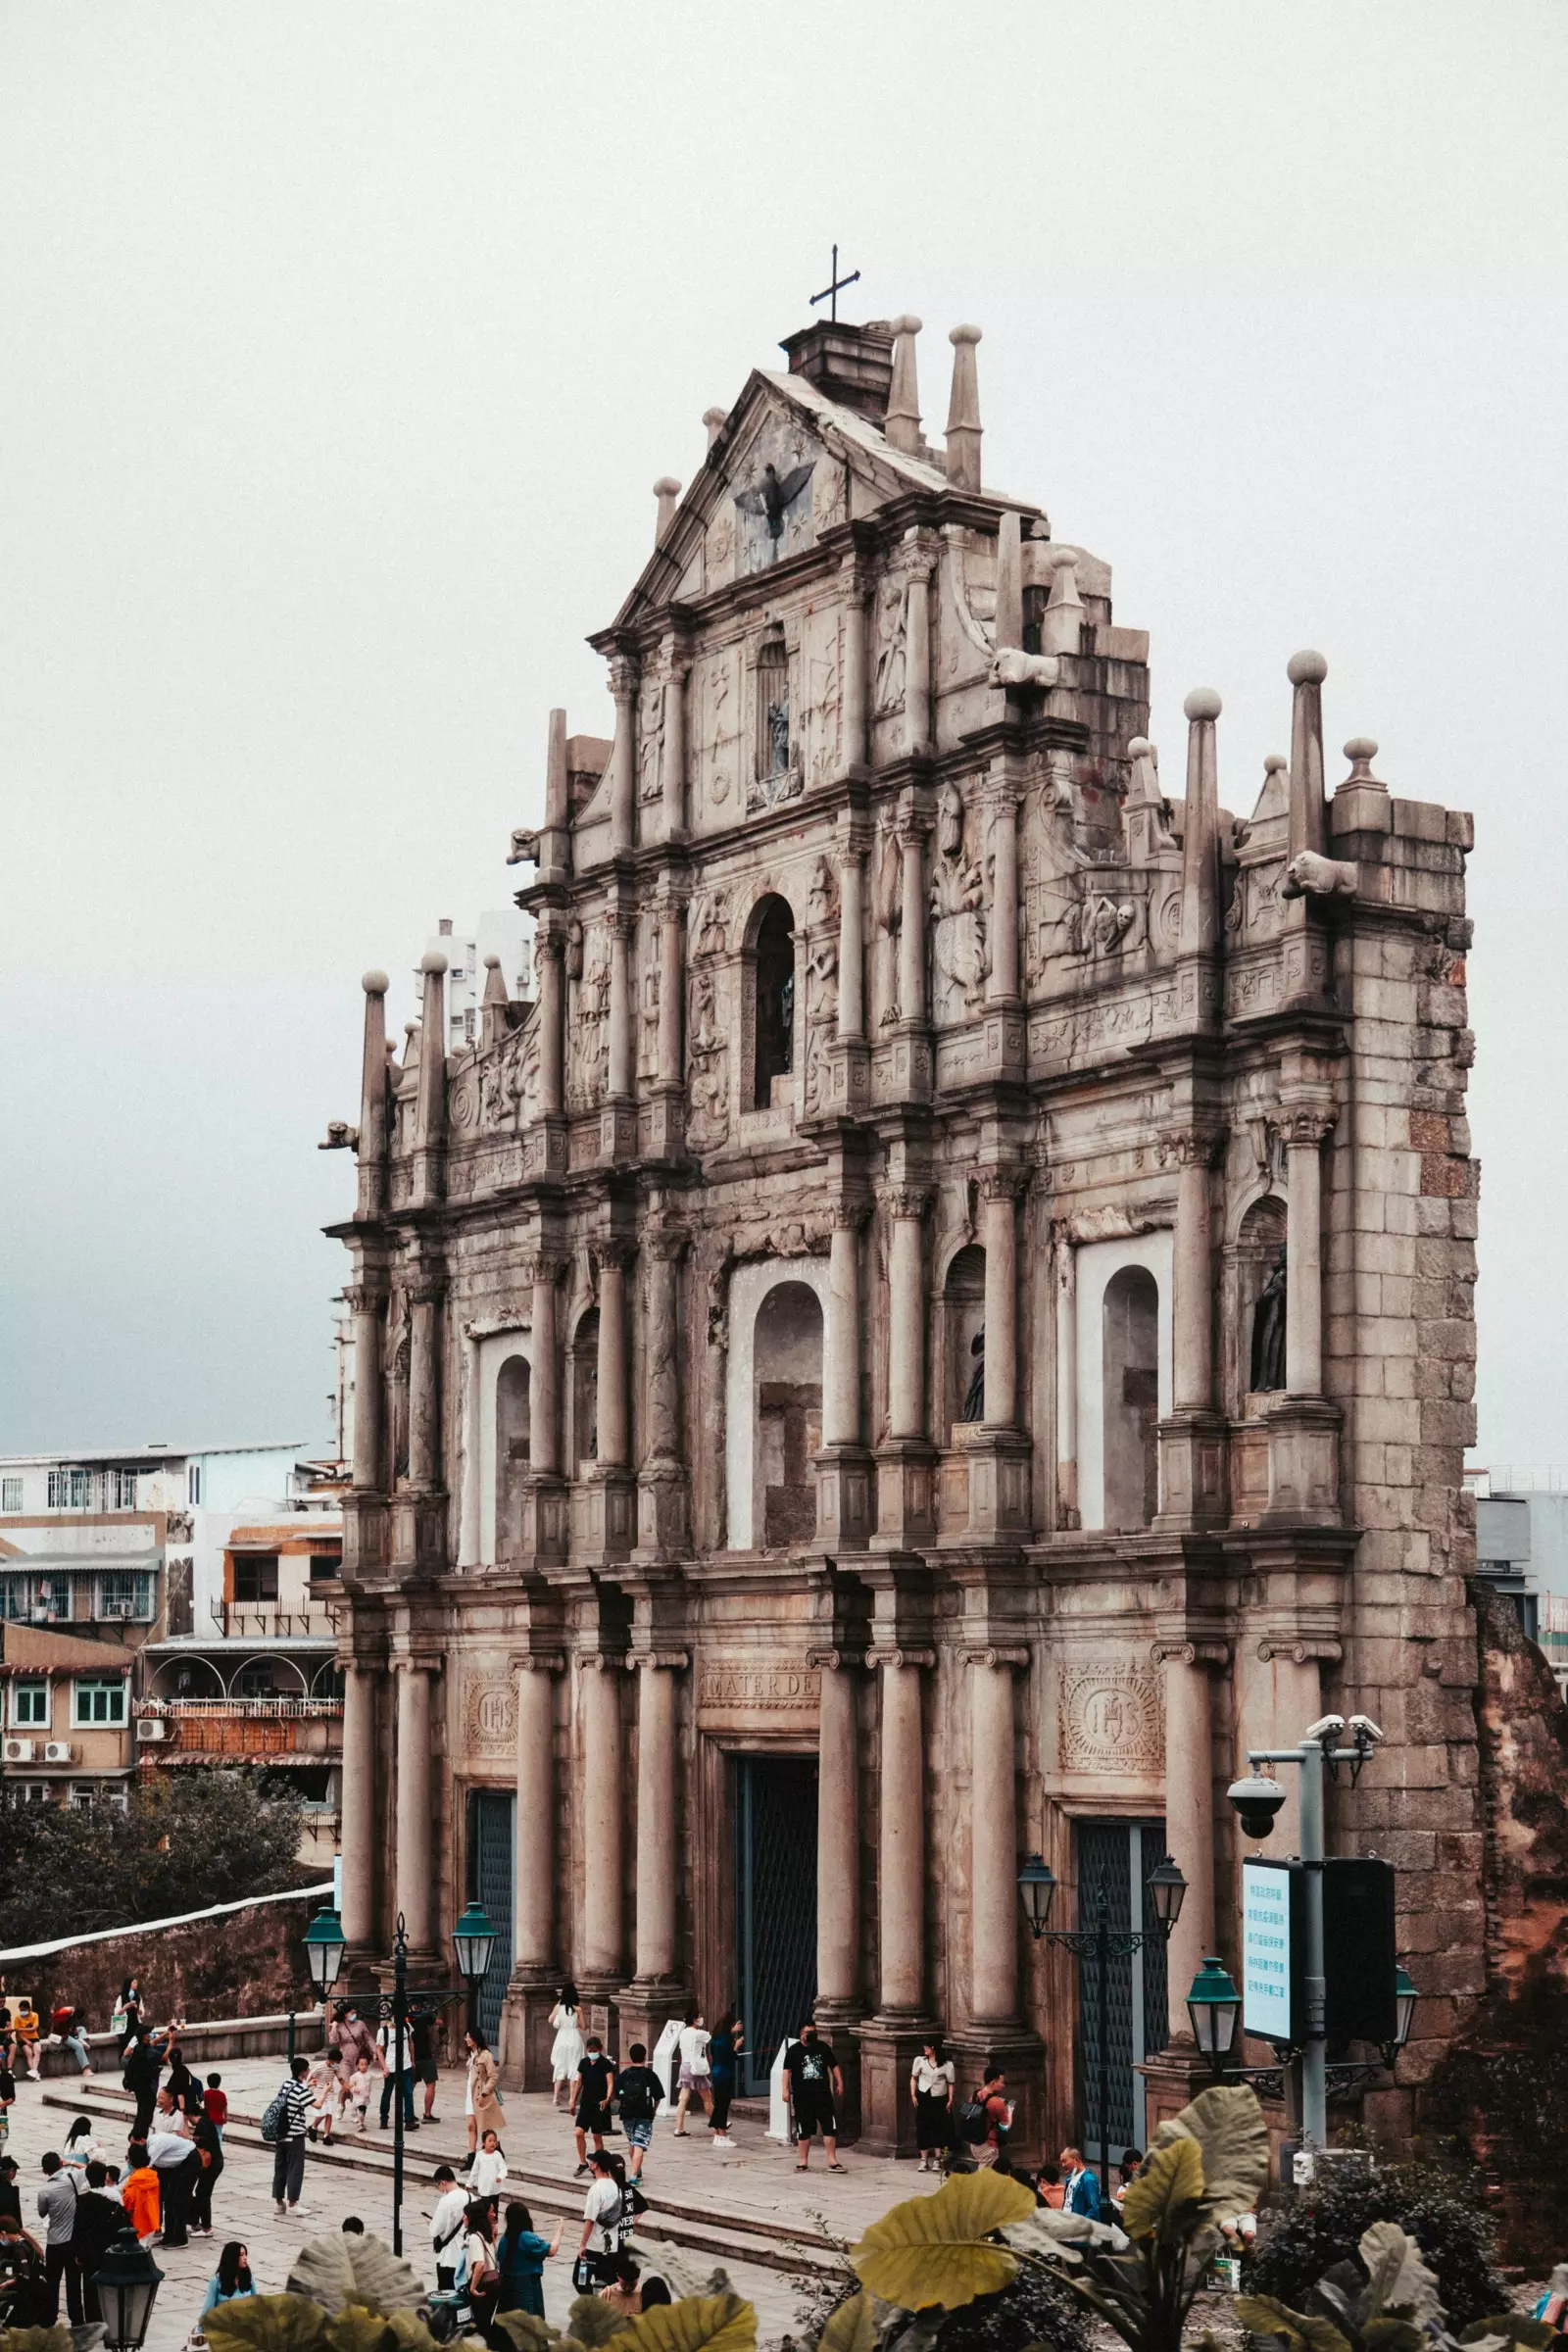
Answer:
[
  {"left": 957, "top": 2062, "right": 1011, "bottom": 2170},
  {"left": 429, "top": 2166, "right": 468, "bottom": 2291},
  {"left": 613, "top": 2042, "right": 663, "bottom": 2180},
  {"left": 266, "top": 2056, "right": 313, "bottom": 2217},
  {"left": 573, "top": 2150, "right": 627, "bottom": 2291},
  {"left": 910, "top": 2038, "right": 956, "bottom": 2172}
]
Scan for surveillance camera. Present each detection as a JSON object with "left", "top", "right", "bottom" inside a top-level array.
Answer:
[
  {"left": 1348, "top": 1714, "right": 1385, "bottom": 1744},
  {"left": 1303, "top": 1713, "right": 1346, "bottom": 1743},
  {"left": 1228, "top": 1774, "right": 1288, "bottom": 1840}
]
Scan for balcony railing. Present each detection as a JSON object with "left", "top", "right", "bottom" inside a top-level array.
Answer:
[{"left": 140, "top": 1698, "right": 343, "bottom": 1718}]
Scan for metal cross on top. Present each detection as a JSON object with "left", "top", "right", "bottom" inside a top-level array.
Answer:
[{"left": 809, "top": 244, "right": 860, "bottom": 322}]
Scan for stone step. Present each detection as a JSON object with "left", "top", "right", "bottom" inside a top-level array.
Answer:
[{"left": 41, "top": 2086, "right": 843, "bottom": 2280}]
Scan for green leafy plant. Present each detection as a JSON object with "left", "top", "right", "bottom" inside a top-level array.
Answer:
[
  {"left": 853, "top": 2171, "right": 1037, "bottom": 2313},
  {"left": 1239, "top": 2219, "right": 1535, "bottom": 2352},
  {"left": 1247, "top": 2159, "right": 1509, "bottom": 2329},
  {"left": 285, "top": 2233, "right": 428, "bottom": 2319}
]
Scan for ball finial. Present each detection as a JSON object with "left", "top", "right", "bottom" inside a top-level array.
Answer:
[
  {"left": 362, "top": 969, "right": 390, "bottom": 995},
  {"left": 892, "top": 314, "right": 923, "bottom": 336},
  {"left": 1184, "top": 687, "right": 1223, "bottom": 722},
  {"left": 483, "top": 953, "right": 501, "bottom": 969},
  {"left": 420, "top": 950, "right": 448, "bottom": 976},
  {"left": 950, "top": 322, "right": 983, "bottom": 346},
  {"left": 1263, "top": 753, "right": 1288, "bottom": 773},
  {"left": 1127, "top": 736, "right": 1151, "bottom": 759},
  {"left": 1287, "top": 649, "right": 1329, "bottom": 686},
  {"left": 1344, "top": 736, "right": 1379, "bottom": 762}
]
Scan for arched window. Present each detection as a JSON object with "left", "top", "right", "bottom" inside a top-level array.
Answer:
[
  {"left": 753, "top": 1281, "right": 822, "bottom": 1549},
  {"left": 943, "top": 1244, "right": 987, "bottom": 1441},
  {"left": 1102, "top": 1266, "right": 1159, "bottom": 1531},
  {"left": 753, "top": 896, "right": 796, "bottom": 1107},
  {"left": 494, "top": 1355, "right": 530, "bottom": 1559}
]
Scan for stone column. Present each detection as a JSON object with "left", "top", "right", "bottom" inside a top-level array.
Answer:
[
  {"left": 904, "top": 561, "right": 933, "bottom": 757},
  {"left": 339, "top": 1663, "right": 377, "bottom": 1948},
  {"left": 897, "top": 817, "right": 926, "bottom": 1027},
  {"left": 408, "top": 1280, "right": 444, "bottom": 1493},
  {"left": 579, "top": 1657, "right": 624, "bottom": 1982},
  {"left": 1054, "top": 1234, "right": 1078, "bottom": 1526},
  {"left": 985, "top": 785, "right": 1020, "bottom": 1004},
  {"left": 537, "top": 929, "right": 564, "bottom": 1116},
  {"left": 969, "top": 1651, "right": 1024, "bottom": 2024},
  {"left": 1172, "top": 1144, "right": 1215, "bottom": 1413},
  {"left": 1159, "top": 1643, "right": 1216, "bottom": 2038},
  {"left": 885, "top": 1190, "right": 927, "bottom": 1441},
  {"left": 643, "top": 1234, "right": 681, "bottom": 1462},
  {"left": 607, "top": 912, "right": 634, "bottom": 1102},
  {"left": 458, "top": 1332, "right": 482, "bottom": 1565},
  {"left": 836, "top": 849, "right": 865, "bottom": 1042},
  {"left": 529, "top": 1260, "right": 560, "bottom": 1477},
  {"left": 347, "top": 1286, "right": 385, "bottom": 1491},
  {"left": 875, "top": 1649, "right": 929, "bottom": 2014},
  {"left": 1285, "top": 1111, "right": 1333, "bottom": 1395},
  {"left": 596, "top": 1246, "right": 630, "bottom": 1469},
  {"left": 395, "top": 1663, "right": 434, "bottom": 1952},
  {"left": 823, "top": 1209, "right": 861, "bottom": 1450},
  {"left": 813, "top": 1652, "right": 860, "bottom": 2012},
  {"left": 656, "top": 905, "right": 683, "bottom": 1088},
  {"left": 980, "top": 1171, "right": 1021, "bottom": 1428},
  {"left": 609, "top": 654, "right": 638, "bottom": 856},
  {"left": 662, "top": 643, "right": 687, "bottom": 838},
  {"left": 514, "top": 1659, "right": 557, "bottom": 1972},
  {"left": 357, "top": 971, "right": 390, "bottom": 1218},
  {"left": 841, "top": 565, "right": 869, "bottom": 772},
  {"left": 633, "top": 1655, "right": 679, "bottom": 1983}
]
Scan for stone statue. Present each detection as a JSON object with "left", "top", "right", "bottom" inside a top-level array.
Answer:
[
  {"left": 961, "top": 1328, "right": 985, "bottom": 1423},
  {"left": 767, "top": 689, "right": 791, "bottom": 776},
  {"left": 1250, "top": 1250, "right": 1288, "bottom": 1392}
]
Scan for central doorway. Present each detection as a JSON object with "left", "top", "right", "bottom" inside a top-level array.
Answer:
[
  {"left": 1075, "top": 1817, "right": 1170, "bottom": 2165},
  {"left": 466, "top": 1789, "right": 515, "bottom": 2047},
  {"left": 734, "top": 1754, "right": 818, "bottom": 2095}
]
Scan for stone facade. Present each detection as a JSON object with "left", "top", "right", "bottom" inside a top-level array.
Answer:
[{"left": 326, "top": 314, "right": 1484, "bottom": 2157}]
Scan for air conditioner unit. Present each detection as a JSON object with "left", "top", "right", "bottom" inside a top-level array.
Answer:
[
  {"left": 101, "top": 1602, "right": 134, "bottom": 1620},
  {"left": 135, "top": 1718, "right": 171, "bottom": 1743},
  {"left": 2, "top": 1739, "right": 35, "bottom": 1764},
  {"left": 43, "top": 1741, "right": 74, "bottom": 1765}
]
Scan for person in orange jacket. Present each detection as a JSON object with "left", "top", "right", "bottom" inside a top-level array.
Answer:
[{"left": 120, "top": 2145, "right": 161, "bottom": 2244}]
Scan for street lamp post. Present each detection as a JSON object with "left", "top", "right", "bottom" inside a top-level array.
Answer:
[
  {"left": 1018, "top": 1851, "right": 1187, "bottom": 2210},
  {"left": 451, "top": 1900, "right": 499, "bottom": 2039},
  {"left": 92, "top": 2229, "right": 164, "bottom": 2352},
  {"left": 295, "top": 1902, "right": 348, "bottom": 2067}
]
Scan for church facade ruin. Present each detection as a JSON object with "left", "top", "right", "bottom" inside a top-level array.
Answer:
[{"left": 328, "top": 312, "right": 1483, "bottom": 2156}]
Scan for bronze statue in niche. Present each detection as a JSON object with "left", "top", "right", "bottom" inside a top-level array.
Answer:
[{"left": 1250, "top": 1248, "right": 1287, "bottom": 1392}]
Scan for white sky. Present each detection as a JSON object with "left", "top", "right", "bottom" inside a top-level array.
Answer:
[{"left": 1, "top": 3, "right": 1563, "bottom": 1461}]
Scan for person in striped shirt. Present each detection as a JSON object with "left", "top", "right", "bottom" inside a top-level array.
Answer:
[{"left": 270, "top": 2058, "right": 313, "bottom": 2216}]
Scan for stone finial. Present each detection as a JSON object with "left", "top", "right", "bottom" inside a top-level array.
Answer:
[
  {"left": 654, "top": 477, "right": 682, "bottom": 539},
  {"left": 420, "top": 949, "right": 449, "bottom": 977},
  {"left": 1248, "top": 751, "right": 1290, "bottom": 826},
  {"left": 480, "top": 951, "right": 510, "bottom": 1051},
  {"left": 1125, "top": 737, "right": 1162, "bottom": 808},
  {"left": 703, "top": 407, "right": 728, "bottom": 448},
  {"left": 1287, "top": 648, "right": 1328, "bottom": 861},
  {"left": 363, "top": 968, "right": 389, "bottom": 997},
  {"left": 994, "top": 509, "right": 1023, "bottom": 652},
  {"left": 1038, "top": 544, "right": 1085, "bottom": 656},
  {"left": 945, "top": 324, "right": 983, "bottom": 492},
  {"left": 886, "top": 315, "right": 923, "bottom": 455},
  {"left": 1179, "top": 686, "right": 1222, "bottom": 961},
  {"left": 357, "top": 972, "right": 390, "bottom": 1207},
  {"left": 1340, "top": 736, "right": 1387, "bottom": 791},
  {"left": 415, "top": 955, "right": 447, "bottom": 1152}
]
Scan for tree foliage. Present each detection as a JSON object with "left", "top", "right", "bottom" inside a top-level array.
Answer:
[
  {"left": 0, "top": 1766, "right": 307, "bottom": 1942},
  {"left": 1247, "top": 2159, "right": 1509, "bottom": 2330}
]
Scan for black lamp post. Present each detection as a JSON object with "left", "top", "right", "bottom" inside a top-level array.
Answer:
[
  {"left": 1185, "top": 1956, "right": 1243, "bottom": 2071},
  {"left": 1017, "top": 1850, "right": 1187, "bottom": 2210},
  {"left": 451, "top": 1899, "right": 499, "bottom": 2037},
  {"left": 1387, "top": 1964, "right": 1418, "bottom": 2068},
  {"left": 93, "top": 2228, "right": 164, "bottom": 2352},
  {"left": 291, "top": 1902, "right": 347, "bottom": 2065}
]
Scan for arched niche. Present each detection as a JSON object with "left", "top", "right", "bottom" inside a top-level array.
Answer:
[
  {"left": 748, "top": 894, "right": 797, "bottom": 1109},
  {"left": 470, "top": 1327, "right": 533, "bottom": 1567},
  {"left": 1073, "top": 1230, "right": 1174, "bottom": 1532},
  {"left": 753, "top": 1281, "right": 823, "bottom": 1549},
  {"left": 1102, "top": 1266, "right": 1160, "bottom": 1531},
  {"left": 723, "top": 1256, "right": 833, "bottom": 1550},
  {"left": 942, "top": 1243, "right": 987, "bottom": 1443},
  {"left": 494, "top": 1354, "right": 531, "bottom": 1560},
  {"left": 569, "top": 1308, "right": 600, "bottom": 1477},
  {"left": 1227, "top": 1194, "right": 1289, "bottom": 1412}
]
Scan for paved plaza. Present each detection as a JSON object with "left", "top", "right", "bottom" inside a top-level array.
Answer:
[{"left": 4, "top": 2053, "right": 938, "bottom": 2351}]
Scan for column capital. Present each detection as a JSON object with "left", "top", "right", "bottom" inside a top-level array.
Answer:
[
  {"left": 894, "top": 802, "right": 934, "bottom": 847},
  {"left": 645, "top": 1224, "right": 689, "bottom": 1263},
  {"left": 831, "top": 1197, "right": 874, "bottom": 1232},
  {"left": 866, "top": 1645, "right": 935, "bottom": 1672},
  {"left": 960, "top": 1645, "right": 1030, "bottom": 1671},
  {"left": 1151, "top": 1638, "right": 1230, "bottom": 1668},
  {"left": 979, "top": 1163, "right": 1029, "bottom": 1203},
  {"left": 892, "top": 523, "right": 942, "bottom": 580},
  {"left": 510, "top": 1649, "right": 565, "bottom": 1676},
  {"left": 575, "top": 1647, "right": 631, "bottom": 1673},
  {"left": 1157, "top": 1126, "right": 1229, "bottom": 1170},
  {"left": 594, "top": 1236, "right": 637, "bottom": 1274},
  {"left": 1282, "top": 1105, "right": 1338, "bottom": 1148},
  {"left": 807, "top": 1646, "right": 865, "bottom": 1672},
  {"left": 519, "top": 1252, "right": 569, "bottom": 1289},
  {"left": 343, "top": 1282, "right": 388, "bottom": 1315},
  {"left": 608, "top": 652, "right": 640, "bottom": 703},
  {"left": 628, "top": 1646, "right": 689, "bottom": 1672},
  {"left": 533, "top": 909, "right": 569, "bottom": 952},
  {"left": 406, "top": 1277, "right": 446, "bottom": 1308},
  {"left": 1256, "top": 1634, "right": 1343, "bottom": 1665},
  {"left": 878, "top": 1183, "right": 932, "bottom": 1222}
]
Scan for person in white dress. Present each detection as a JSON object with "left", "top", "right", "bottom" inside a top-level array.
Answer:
[
  {"left": 549, "top": 1983, "right": 585, "bottom": 2113},
  {"left": 671, "top": 2010, "right": 711, "bottom": 2136}
]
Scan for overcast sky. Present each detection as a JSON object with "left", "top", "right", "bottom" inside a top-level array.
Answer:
[{"left": 1, "top": 3, "right": 1563, "bottom": 1464}]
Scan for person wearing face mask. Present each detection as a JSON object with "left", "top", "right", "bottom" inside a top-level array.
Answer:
[{"left": 782, "top": 2021, "right": 845, "bottom": 2174}]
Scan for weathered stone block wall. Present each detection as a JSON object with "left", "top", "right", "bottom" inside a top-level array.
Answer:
[{"left": 1, "top": 1888, "right": 321, "bottom": 2037}]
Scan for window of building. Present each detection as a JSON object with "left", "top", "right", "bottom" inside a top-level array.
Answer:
[
  {"left": 233, "top": 1555, "right": 279, "bottom": 1603},
  {"left": 97, "top": 1571, "right": 153, "bottom": 1621},
  {"left": 23, "top": 1576, "right": 72, "bottom": 1623},
  {"left": 188, "top": 1463, "right": 202, "bottom": 1505},
  {"left": 1, "top": 1478, "right": 22, "bottom": 1512},
  {"left": 11, "top": 1681, "right": 48, "bottom": 1728},
  {"left": 73, "top": 1678, "right": 127, "bottom": 1727},
  {"left": 110, "top": 1469, "right": 139, "bottom": 1508},
  {"left": 47, "top": 1468, "right": 92, "bottom": 1509},
  {"left": 237, "top": 1663, "right": 279, "bottom": 1698},
  {"left": 307, "top": 1549, "right": 342, "bottom": 1585}
]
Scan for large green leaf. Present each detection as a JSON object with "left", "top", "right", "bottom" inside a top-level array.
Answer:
[
  {"left": 1461, "top": 2323, "right": 1559, "bottom": 2351},
  {"left": 1, "top": 2330, "right": 76, "bottom": 2352},
  {"left": 565, "top": 2305, "right": 625, "bottom": 2351},
  {"left": 1358, "top": 2225, "right": 1441, "bottom": 2325},
  {"left": 852, "top": 2173, "right": 1035, "bottom": 2312},
  {"left": 1359, "top": 2320, "right": 1429, "bottom": 2352},
  {"left": 324, "top": 2310, "right": 393, "bottom": 2352},
  {"left": 818, "top": 2295, "right": 878, "bottom": 2352},
  {"left": 1234, "top": 2297, "right": 1351, "bottom": 2352},
  {"left": 205, "top": 2295, "right": 330, "bottom": 2352},
  {"left": 610, "top": 2294, "right": 758, "bottom": 2352},
  {"left": 1152, "top": 2084, "right": 1269, "bottom": 2228},
  {"left": 1120, "top": 2134, "right": 1205, "bottom": 2242},
  {"left": 489, "top": 2318, "right": 559, "bottom": 2352},
  {"left": 285, "top": 2235, "right": 426, "bottom": 2320},
  {"left": 383, "top": 2316, "right": 448, "bottom": 2352}
]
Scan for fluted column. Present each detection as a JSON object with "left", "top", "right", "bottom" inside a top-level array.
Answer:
[
  {"left": 633, "top": 1655, "right": 680, "bottom": 1982},
  {"left": 984, "top": 785, "right": 1020, "bottom": 1004},
  {"left": 968, "top": 1651, "right": 1024, "bottom": 2024},
  {"left": 897, "top": 816, "right": 926, "bottom": 1027},
  {"left": 347, "top": 1285, "right": 385, "bottom": 1491},
  {"left": 874, "top": 1649, "right": 929, "bottom": 2014},
  {"left": 656, "top": 904, "right": 684, "bottom": 1088},
  {"left": 823, "top": 1208, "right": 861, "bottom": 1449},
  {"left": 813, "top": 1651, "right": 860, "bottom": 2009},
  {"left": 357, "top": 971, "right": 390, "bottom": 1218},
  {"left": 1285, "top": 1110, "right": 1333, "bottom": 1395},
  {"left": 841, "top": 565, "right": 869, "bottom": 772},
  {"left": 514, "top": 1658, "right": 558, "bottom": 1972},
  {"left": 579, "top": 1657, "right": 624, "bottom": 1980},
  {"left": 408, "top": 1280, "right": 444, "bottom": 1493},
  {"left": 643, "top": 1232, "right": 682, "bottom": 1462},
  {"left": 1054, "top": 1233, "right": 1078, "bottom": 1525},
  {"left": 595, "top": 1245, "right": 630, "bottom": 1468},
  {"left": 528, "top": 1258, "right": 560, "bottom": 1478},
  {"left": 662, "top": 643, "right": 688, "bottom": 838},
  {"left": 885, "top": 1190, "right": 927, "bottom": 1440},
  {"left": 836, "top": 849, "right": 865, "bottom": 1042},
  {"left": 607, "top": 912, "right": 634, "bottom": 1101},
  {"left": 608, "top": 654, "right": 638, "bottom": 856},
  {"left": 1171, "top": 1139, "right": 1216, "bottom": 1413},
  {"left": 904, "top": 560, "right": 934, "bottom": 756},
  {"left": 395, "top": 1663, "right": 434, "bottom": 1951},
  {"left": 1159, "top": 1643, "right": 1216, "bottom": 2038},
  {"left": 980, "top": 1171, "right": 1022, "bottom": 1428},
  {"left": 340, "top": 1663, "right": 377, "bottom": 1946},
  {"left": 536, "top": 929, "right": 564, "bottom": 1116}
]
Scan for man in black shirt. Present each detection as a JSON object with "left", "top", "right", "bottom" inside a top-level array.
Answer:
[
  {"left": 0, "top": 2156, "right": 21, "bottom": 2229},
  {"left": 783, "top": 2021, "right": 845, "bottom": 2174},
  {"left": 613, "top": 2041, "right": 664, "bottom": 2181},
  {"left": 570, "top": 2036, "right": 617, "bottom": 2177},
  {"left": 70, "top": 2163, "right": 122, "bottom": 2321}
]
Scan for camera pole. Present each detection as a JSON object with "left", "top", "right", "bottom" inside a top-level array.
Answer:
[{"left": 1298, "top": 1738, "right": 1327, "bottom": 2149}]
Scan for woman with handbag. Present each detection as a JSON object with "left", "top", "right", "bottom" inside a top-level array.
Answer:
[
  {"left": 465, "top": 2034, "right": 506, "bottom": 2161},
  {"left": 458, "top": 2201, "right": 500, "bottom": 2334},
  {"left": 573, "top": 2151, "right": 627, "bottom": 2293}
]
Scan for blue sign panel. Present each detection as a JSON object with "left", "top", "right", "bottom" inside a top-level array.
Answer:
[{"left": 1243, "top": 1860, "right": 1296, "bottom": 2041}]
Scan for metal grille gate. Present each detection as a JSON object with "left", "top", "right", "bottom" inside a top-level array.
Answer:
[
  {"left": 468, "top": 1789, "right": 515, "bottom": 2048},
  {"left": 1075, "top": 1818, "right": 1170, "bottom": 2162},
  {"left": 735, "top": 1755, "right": 818, "bottom": 2095}
]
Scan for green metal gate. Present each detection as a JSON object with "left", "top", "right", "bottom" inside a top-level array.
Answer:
[
  {"left": 735, "top": 1755, "right": 817, "bottom": 2096},
  {"left": 467, "top": 1789, "right": 515, "bottom": 2048},
  {"left": 1075, "top": 1817, "right": 1170, "bottom": 2162}
]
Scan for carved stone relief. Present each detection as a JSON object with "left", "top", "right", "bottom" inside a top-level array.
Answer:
[
  {"left": 1059, "top": 1662, "right": 1164, "bottom": 1773},
  {"left": 802, "top": 856, "right": 839, "bottom": 1113},
  {"left": 873, "top": 575, "right": 908, "bottom": 714},
  {"left": 638, "top": 677, "right": 664, "bottom": 806},
  {"left": 929, "top": 779, "right": 987, "bottom": 1027},
  {"left": 464, "top": 1673, "right": 516, "bottom": 1756},
  {"left": 566, "top": 923, "right": 610, "bottom": 1111}
]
